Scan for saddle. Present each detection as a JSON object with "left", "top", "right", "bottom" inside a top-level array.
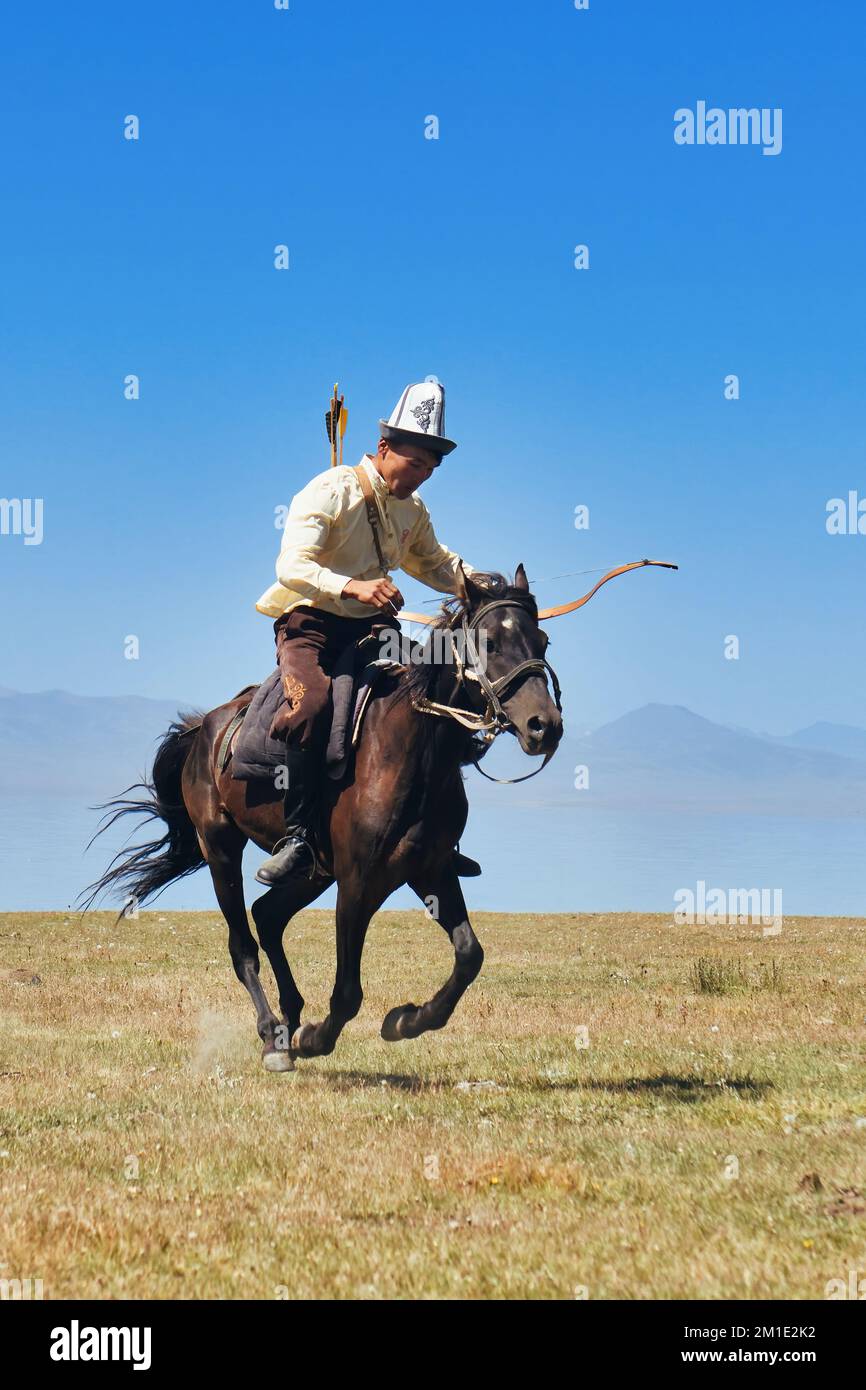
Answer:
[{"left": 223, "top": 632, "right": 404, "bottom": 783}]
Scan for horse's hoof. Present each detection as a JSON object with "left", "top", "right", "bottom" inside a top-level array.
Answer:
[
  {"left": 381, "top": 1005, "right": 418, "bottom": 1042},
  {"left": 262, "top": 1048, "right": 295, "bottom": 1073},
  {"left": 291, "top": 1024, "right": 314, "bottom": 1055}
]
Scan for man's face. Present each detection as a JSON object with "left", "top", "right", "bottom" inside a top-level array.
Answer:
[{"left": 376, "top": 439, "right": 441, "bottom": 499}]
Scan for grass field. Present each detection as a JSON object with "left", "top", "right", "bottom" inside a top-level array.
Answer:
[{"left": 1, "top": 908, "right": 865, "bottom": 1300}]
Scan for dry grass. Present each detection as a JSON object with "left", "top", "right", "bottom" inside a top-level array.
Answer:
[
  {"left": 1, "top": 908, "right": 865, "bottom": 1300},
  {"left": 689, "top": 956, "right": 786, "bottom": 996}
]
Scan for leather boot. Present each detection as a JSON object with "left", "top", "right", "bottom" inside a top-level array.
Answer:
[
  {"left": 255, "top": 749, "right": 317, "bottom": 884},
  {"left": 453, "top": 849, "right": 482, "bottom": 877}
]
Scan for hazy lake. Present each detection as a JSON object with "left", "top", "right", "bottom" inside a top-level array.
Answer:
[{"left": 1, "top": 796, "right": 862, "bottom": 918}]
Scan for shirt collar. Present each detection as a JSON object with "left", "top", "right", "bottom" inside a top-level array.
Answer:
[{"left": 360, "top": 453, "right": 391, "bottom": 502}]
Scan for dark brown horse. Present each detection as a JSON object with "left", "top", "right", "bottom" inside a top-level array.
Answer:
[{"left": 83, "top": 566, "right": 563, "bottom": 1071}]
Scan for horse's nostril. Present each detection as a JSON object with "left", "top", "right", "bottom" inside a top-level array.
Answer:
[{"left": 526, "top": 713, "right": 562, "bottom": 748}]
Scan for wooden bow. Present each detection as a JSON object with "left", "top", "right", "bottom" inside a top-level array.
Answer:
[
  {"left": 396, "top": 558, "right": 678, "bottom": 625},
  {"left": 535, "top": 558, "right": 678, "bottom": 620}
]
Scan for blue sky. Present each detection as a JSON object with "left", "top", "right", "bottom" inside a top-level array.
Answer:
[{"left": 2, "top": 0, "right": 864, "bottom": 737}]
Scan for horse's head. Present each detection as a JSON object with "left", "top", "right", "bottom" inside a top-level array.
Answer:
[{"left": 458, "top": 564, "right": 564, "bottom": 757}]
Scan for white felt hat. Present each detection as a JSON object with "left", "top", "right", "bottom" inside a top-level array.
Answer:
[{"left": 379, "top": 381, "right": 457, "bottom": 456}]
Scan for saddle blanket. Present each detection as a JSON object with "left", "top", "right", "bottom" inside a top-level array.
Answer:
[{"left": 228, "top": 656, "right": 401, "bottom": 783}]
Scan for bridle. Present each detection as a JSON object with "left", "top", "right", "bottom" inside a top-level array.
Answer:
[{"left": 411, "top": 595, "right": 563, "bottom": 784}]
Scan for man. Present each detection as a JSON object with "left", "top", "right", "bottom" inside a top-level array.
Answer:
[{"left": 254, "top": 381, "right": 480, "bottom": 884}]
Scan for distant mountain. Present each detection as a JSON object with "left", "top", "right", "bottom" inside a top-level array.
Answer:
[
  {"left": 472, "top": 703, "right": 866, "bottom": 818},
  {"left": 559, "top": 704, "right": 866, "bottom": 816},
  {"left": 0, "top": 688, "right": 192, "bottom": 796},
  {"left": 774, "top": 721, "right": 866, "bottom": 763},
  {"left": 1, "top": 690, "right": 865, "bottom": 820}
]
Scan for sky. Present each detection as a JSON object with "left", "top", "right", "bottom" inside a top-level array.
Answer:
[{"left": 1, "top": 0, "right": 865, "bottom": 739}]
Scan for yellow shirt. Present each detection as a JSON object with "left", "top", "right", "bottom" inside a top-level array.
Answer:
[{"left": 256, "top": 454, "right": 475, "bottom": 620}]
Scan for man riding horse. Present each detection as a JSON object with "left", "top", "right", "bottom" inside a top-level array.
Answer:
[
  {"left": 254, "top": 381, "right": 481, "bottom": 885},
  {"left": 82, "top": 383, "right": 672, "bottom": 1069}
]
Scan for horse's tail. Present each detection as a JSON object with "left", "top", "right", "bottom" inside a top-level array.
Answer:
[{"left": 78, "top": 713, "right": 205, "bottom": 914}]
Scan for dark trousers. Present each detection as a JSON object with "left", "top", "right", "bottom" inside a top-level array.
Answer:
[{"left": 269, "top": 604, "right": 399, "bottom": 751}]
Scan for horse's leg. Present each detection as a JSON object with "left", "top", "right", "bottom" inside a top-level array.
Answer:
[
  {"left": 381, "top": 864, "right": 484, "bottom": 1041},
  {"left": 251, "top": 875, "right": 333, "bottom": 1059},
  {"left": 290, "top": 873, "right": 384, "bottom": 1059},
  {"left": 202, "top": 818, "right": 287, "bottom": 1071}
]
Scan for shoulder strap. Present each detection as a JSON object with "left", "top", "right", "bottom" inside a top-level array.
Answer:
[{"left": 354, "top": 462, "right": 389, "bottom": 576}]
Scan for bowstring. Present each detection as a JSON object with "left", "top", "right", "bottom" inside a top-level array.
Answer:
[{"left": 410, "top": 564, "right": 617, "bottom": 605}]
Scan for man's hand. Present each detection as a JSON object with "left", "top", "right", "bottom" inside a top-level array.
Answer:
[{"left": 342, "top": 577, "right": 405, "bottom": 612}]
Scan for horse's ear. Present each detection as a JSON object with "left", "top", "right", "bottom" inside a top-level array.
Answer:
[{"left": 514, "top": 563, "right": 529, "bottom": 592}]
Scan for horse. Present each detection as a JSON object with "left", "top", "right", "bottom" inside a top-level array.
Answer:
[{"left": 82, "top": 565, "right": 563, "bottom": 1071}]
